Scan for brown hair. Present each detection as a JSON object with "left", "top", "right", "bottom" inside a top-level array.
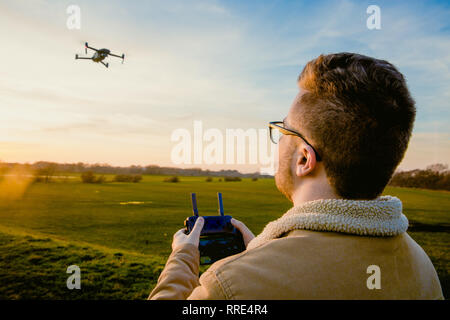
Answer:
[{"left": 296, "top": 53, "right": 416, "bottom": 199}]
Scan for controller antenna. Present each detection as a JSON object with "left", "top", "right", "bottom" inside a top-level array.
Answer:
[
  {"left": 217, "top": 192, "right": 224, "bottom": 216},
  {"left": 191, "top": 193, "right": 199, "bottom": 216}
]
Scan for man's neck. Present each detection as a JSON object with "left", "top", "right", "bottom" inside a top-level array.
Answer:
[{"left": 290, "top": 182, "right": 340, "bottom": 207}]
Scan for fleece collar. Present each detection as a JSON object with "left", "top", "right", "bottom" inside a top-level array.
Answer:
[{"left": 247, "top": 195, "right": 408, "bottom": 250}]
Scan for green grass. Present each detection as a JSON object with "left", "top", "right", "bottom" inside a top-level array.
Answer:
[
  {"left": 0, "top": 227, "right": 164, "bottom": 299},
  {"left": 0, "top": 175, "right": 448, "bottom": 299}
]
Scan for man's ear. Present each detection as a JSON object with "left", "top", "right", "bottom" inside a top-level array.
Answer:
[{"left": 294, "top": 144, "right": 317, "bottom": 177}]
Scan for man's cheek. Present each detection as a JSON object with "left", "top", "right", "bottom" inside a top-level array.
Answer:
[{"left": 279, "top": 138, "right": 293, "bottom": 161}]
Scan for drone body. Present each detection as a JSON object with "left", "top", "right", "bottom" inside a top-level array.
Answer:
[{"left": 75, "top": 43, "right": 124, "bottom": 68}]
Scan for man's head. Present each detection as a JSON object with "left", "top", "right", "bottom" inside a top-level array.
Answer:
[{"left": 275, "top": 52, "right": 416, "bottom": 201}]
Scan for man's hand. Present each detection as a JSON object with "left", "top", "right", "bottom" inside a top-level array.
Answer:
[
  {"left": 172, "top": 217, "right": 204, "bottom": 251},
  {"left": 231, "top": 218, "right": 255, "bottom": 248}
]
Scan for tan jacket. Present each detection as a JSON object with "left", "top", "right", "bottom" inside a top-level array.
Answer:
[
  {"left": 149, "top": 229, "right": 443, "bottom": 300},
  {"left": 149, "top": 196, "right": 444, "bottom": 300}
]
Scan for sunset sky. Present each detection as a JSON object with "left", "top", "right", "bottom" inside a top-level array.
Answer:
[{"left": 1, "top": 0, "right": 449, "bottom": 173}]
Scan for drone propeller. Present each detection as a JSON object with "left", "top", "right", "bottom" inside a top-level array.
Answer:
[
  {"left": 121, "top": 54, "right": 125, "bottom": 64},
  {"left": 85, "top": 42, "right": 88, "bottom": 54}
]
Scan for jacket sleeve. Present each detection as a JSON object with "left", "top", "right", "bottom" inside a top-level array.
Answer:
[{"left": 148, "top": 243, "right": 227, "bottom": 300}]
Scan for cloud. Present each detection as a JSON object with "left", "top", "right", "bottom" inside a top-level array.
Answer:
[{"left": 40, "top": 113, "right": 161, "bottom": 137}]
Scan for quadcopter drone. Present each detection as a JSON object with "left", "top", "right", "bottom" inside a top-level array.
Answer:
[{"left": 75, "top": 42, "right": 125, "bottom": 68}]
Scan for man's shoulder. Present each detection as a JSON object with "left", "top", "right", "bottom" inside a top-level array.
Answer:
[
  {"left": 209, "top": 229, "right": 418, "bottom": 272},
  {"left": 200, "top": 230, "right": 443, "bottom": 299},
  {"left": 200, "top": 231, "right": 362, "bottom": 299}
]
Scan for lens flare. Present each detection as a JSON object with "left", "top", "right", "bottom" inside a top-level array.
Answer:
[{"left": 0, "top": 165, "right": 34, "bottom": 202}]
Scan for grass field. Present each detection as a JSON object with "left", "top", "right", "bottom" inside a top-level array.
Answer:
[{"left": 0, "top": 175, "right": 448, "bottom": 299}]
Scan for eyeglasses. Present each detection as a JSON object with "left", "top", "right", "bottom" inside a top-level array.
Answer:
[{"left": 269, "top": 121, "right": 322, "bottom": 161}]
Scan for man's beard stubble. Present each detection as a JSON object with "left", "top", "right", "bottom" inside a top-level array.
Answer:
[{"left": 275, "top": 146, "right": 295, "bottom": 203}]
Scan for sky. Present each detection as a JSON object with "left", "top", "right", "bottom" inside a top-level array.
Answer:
[{"left": 0, "top": 0, "right": 449, "bottom": 173}]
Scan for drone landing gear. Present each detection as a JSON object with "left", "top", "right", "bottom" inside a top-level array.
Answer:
[{"left": 100, "top": 61, "right": 109, "bottom": 68}]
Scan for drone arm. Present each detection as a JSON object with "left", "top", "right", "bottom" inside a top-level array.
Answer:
[
  {"left": 85, "top": 43, "right": 98, "bottom": 52},
  {"left": 109, "top": 53, "right": 124, "bottom": 59},
  {"left": 76, "top": 57, "right": 92, "bottom": 60}
]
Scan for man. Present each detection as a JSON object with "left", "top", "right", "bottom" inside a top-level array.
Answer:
[{"left": 149, "top": 53, "right": 444, "bottom": 299}]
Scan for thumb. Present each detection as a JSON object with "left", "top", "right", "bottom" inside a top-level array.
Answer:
[
  {"left": 231, "top": 218, "right": 255, "bottom": 247},
  {"left": 190, "top": 217, "right": 204, "bottom": 238}
]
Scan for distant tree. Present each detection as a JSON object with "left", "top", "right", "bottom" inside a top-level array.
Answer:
[
  {"left": 96, "top": 175, "right": 106, "bottom": 184},
  {"left": 34, "top": 163, "right": 57, "bottom": 183},
  {"left": 81, "top": 171, "right": 95, "bottom": 183},
  {"left": 205, "top": 177, "right": 213, "bottom": 182},
  {"left": 224, "top": 176, "right": 242, "bottom": 182},
  {"left": 389, "top": 164, "right": 450, "bottom": 191},
  {"left": 163, "top": 176, "right": 179, "bottom": 183},
  {"left": 81, "top": 171, "right": 105, "bottom": 184}
]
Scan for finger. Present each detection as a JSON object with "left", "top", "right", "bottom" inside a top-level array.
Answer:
[
  {"left": 190, "top": 217, "right": 204, "bottom": 238},
  {"left": 174, "top": 229, "right": 186, "bottom": 238},
  {"left": 231, "top": 218, "right": 255, "bottom": 246},
  {"left": 231, "top": 218, "right": 254, "bottom": 236}
]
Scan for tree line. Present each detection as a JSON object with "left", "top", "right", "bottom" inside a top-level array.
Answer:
[
  {"left": 389, "top": 163, "right": 450, "bottom": 191},
  {"left": 1, "top": 161, "right": 448, "bottom": 191},
  {"left": 0, "top": 161, "right": 266, "bottom": 179}
]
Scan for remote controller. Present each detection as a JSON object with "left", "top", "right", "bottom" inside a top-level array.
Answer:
[{"left": 184, "top": 193, "right": 246, "bottom": 265}]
